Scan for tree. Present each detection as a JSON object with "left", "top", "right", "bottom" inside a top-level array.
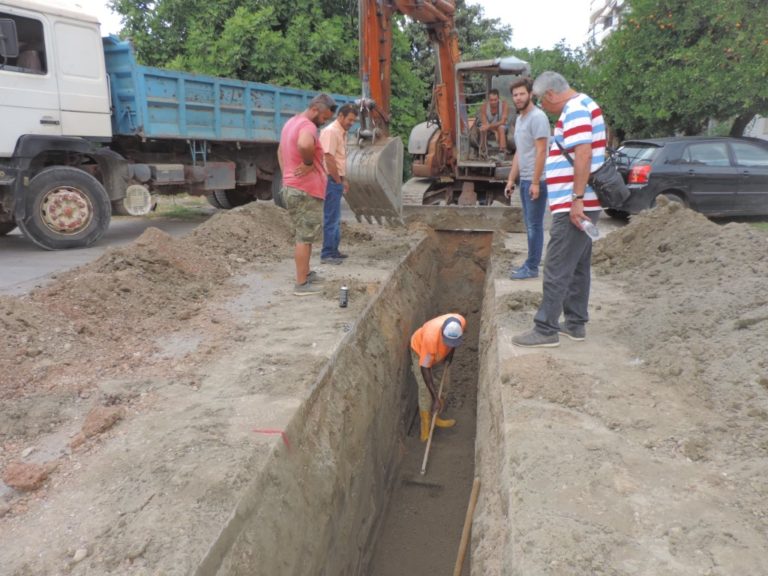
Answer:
[
  {"left": 400, "top": 0, "right": 514, "bottom": 112},
  {"left": 110, "top": 0, "right": 515, "bottom": 139},
  {"left": 510, "top": 43, "right": 590, "bottom": 91},
  {"left": 591, "top": 0, "right": 768, "bottom": 138}
]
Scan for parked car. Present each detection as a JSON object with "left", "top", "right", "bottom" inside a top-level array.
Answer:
[{"left": 609, "top": 136, "right": 768, "bottom": 218}]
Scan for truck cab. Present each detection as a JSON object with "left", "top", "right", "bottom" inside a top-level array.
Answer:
[{"left": 0, "top": 0, "right": 115, "bottom": 248}]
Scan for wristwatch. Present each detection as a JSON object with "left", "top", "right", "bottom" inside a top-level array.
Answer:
[{"left": 572, "top": 193, "right": 584, "bottom": 201}]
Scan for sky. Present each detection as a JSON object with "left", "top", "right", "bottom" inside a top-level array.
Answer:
[
  {"left": 77, "top": 0, "right": 120, "bottom": 34},
  {"left": 471, "top": 0, "right": 592, "bottom": 50},
  {"left": 80, "top": 0, "right": 593, "bottom": 50}
]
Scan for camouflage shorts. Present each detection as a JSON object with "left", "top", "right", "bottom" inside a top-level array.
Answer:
[{"left": 282, "top": 186, "right": 323, "bottom": 244}]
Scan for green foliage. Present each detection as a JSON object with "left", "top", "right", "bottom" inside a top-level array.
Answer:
[
  {"left": 110, "top": 0, "right": 519, "bottom": 141},
  {"left": 510, "top": 42, "right": 591, "bottom": 90},
  {"left": 591, "top": 0, "right": 768, "bottom": 138},
  {"left": 751, "top": 221, "right": 768, "bottom": 234},
  {"left": 400, "top": 0, "right": 514, "bottom": 111}
]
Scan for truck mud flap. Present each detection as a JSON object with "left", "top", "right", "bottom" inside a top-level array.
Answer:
[{"left": 345, "top": 136, "right": 403, "bottom": 225}]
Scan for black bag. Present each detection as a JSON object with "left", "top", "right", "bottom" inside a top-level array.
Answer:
[{"left": 555, "top": 141, "right": 630, "bottom": 209}]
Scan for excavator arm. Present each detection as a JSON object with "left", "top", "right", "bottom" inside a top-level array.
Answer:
[
  {"left": 346, "top": 1, "right": 461, "bottom": 223},
  {"left": 358, "top": 0, "right": 459, "bottom": 163}
]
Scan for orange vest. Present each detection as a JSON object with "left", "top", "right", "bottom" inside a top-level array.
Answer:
[{"left": 410, "top": 314, "right": 466, "bottom": 368}]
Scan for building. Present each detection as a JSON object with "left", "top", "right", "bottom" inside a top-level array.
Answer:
[{"left": 588, "top": 0, "right": 626, "bottom": 44}]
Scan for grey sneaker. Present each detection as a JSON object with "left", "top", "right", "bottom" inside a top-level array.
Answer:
[
  {"left": 321, "top": 257, "right": 343, "bottom": 265},
  {"left": 307, "top": 270, "right": 325, "bottom": 283},
  {"left": 559, "top": 326, "right": 586, "bottom": 341},
  {"left": 293, "top": 281, "right": 322, "bottom": 296},
  {"left": 512, "top": 329, "right": 560, "bottom": 348}
]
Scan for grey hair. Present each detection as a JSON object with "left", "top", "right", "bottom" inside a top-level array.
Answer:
[
  {"left": 532, "top": 72, "right": 570, "bottom": 97},
  {"left": 309, "top": 93, "right": 338, "bottom": 112}
]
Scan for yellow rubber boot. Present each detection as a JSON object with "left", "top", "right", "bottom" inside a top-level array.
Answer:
[
  {"left": 434, "top": 397, "right": 456, "bottom": 428},
  {"left": 435, "top": 415, "right": 456, "bottom": 429},
  {"left": 419, "top": 410, "right": 431, "bottom": 442}
]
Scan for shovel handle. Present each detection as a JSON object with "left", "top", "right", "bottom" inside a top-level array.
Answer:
[
  {"left": 420, "top": 364, "right": 449, "bottom": 475},
  {"left": 453, "top": 477, "right": 481, "bottom": 576}
]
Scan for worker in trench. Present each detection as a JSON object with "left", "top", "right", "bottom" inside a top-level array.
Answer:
[{"left": 410, "top": 314, "right": 466, "bottom": 441}]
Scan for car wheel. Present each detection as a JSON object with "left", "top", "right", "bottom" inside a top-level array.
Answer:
[
  {"left": 604, "top": 208, "right": 629, "bottom": 220},
  {"left": 17, "top": 167, "right": 111, "bottom": 250},
  {"left": 655, "top": 192, "right": 687, "bottom": 208}
]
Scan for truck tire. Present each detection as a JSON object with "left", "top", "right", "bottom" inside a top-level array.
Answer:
[
  {"left": 17, "top": 167, "right": 111, "bottom": 250},
  {"left": 205, "top": 192, "right": 225, "bottom": 209},
  {"left": 272, "top": 167, "right": 285, "bottom": 209},
  {"left": 207, "top": 189, "right": 251, "bottom": 210},
  {"left": 0, "top": 221, "right": 17, "bottom": 236}
]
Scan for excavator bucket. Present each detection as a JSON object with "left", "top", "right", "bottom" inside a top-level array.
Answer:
[{"left": 345, "top": 136, "right": 404, "bottom": 225}]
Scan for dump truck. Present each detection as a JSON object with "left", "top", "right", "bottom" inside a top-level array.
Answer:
[
  {"left": 346, "top": 0, "right": 530, "bottom": 223},
  {"left": 0, "top": 0, "right": 352, "bottom": 249}
]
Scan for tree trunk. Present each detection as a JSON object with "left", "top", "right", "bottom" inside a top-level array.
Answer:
[{"left": 730, "top": 111, "right": 757, "bottom": 137}]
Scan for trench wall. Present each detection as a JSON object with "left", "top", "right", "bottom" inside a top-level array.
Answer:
[
  {"left": 194, "top": 234, "right": 442, "bottom": 576},
  {"left": 471, "top": 254, "right": 510, "bottom": 575}
]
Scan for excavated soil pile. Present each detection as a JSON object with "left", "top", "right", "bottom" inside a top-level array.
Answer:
[
  {"left": 470, "top": 204, "right": 768, "bottom": 575},
  {"left": 594, "top": 202, "right": 768, "bottom": 406},
  {"left": 0, "top": 200, "right": 417, "bottom": 536},
  {"left": 0, "top": 204, "right": 293, "bottom": 399}
]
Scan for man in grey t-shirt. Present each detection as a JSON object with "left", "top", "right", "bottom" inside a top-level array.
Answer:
[{"left": 505, "top": 77, "right": 550, "bottom": 279}]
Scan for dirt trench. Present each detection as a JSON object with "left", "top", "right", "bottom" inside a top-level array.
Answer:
[
  {"left": 0, "top": 206, "right": 498, "bottom": 575},
  {"left": 2, "top": 200, "right": 768, "bottom": 575}
]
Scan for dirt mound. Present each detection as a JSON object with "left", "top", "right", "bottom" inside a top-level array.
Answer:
[
  {"left": 593, "top": 200, "right": 765, "bottom": 275},
  {"left": 190, "top": 202, "right": 293, "bottom": 262},
  {"left": 341, "top": 221, "right": 375, "bottom": 243},
  {"left": 0, "top": 204, "right": 294, "bottom": 405},
  {"left": 594, "top": 202, "right": 768, "bottom": 459}
]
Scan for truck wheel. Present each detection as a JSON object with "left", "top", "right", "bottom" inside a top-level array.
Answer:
[
  {"left": 205, "top": 193, "right": 225, "bottom": 209},
  {"left": 272, "top": 167, "right": 285, "bottom": 209},
  {"left": 207, "top": 189, "right": 250, "bottom": 210},
  {"left": 17, "top": 167, "right": 111, "bottom": 250},
  {"left": 0, "top": 221, "right": 17, "bottom": 236}
]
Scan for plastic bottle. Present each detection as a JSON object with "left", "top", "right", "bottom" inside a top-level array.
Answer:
[{"left": 579, "top": 218, "right": 600, "bottom": 241}]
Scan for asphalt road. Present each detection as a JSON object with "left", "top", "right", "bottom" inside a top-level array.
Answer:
[
  {"left": 0, "top": 204, "right": 629, "bottom": 297},
  {"left": 0, "top": 215, "right": 211, "bottom": 296}
]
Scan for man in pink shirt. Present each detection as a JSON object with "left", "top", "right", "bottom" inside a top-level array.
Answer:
[
  {"left": 278, "top": 94, "right": 337, "bottom": 296},
  {"left": 319, "top": 103, "right": 358, "bottom": 264}
]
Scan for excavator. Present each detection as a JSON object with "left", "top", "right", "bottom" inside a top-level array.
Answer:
[{"left": 345, "top": 0, "right": 529, "bottom": 224}]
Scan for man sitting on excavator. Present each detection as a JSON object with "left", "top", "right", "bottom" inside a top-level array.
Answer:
[{"left": 478, "top": 88, "right": 509, "bottom": 157}]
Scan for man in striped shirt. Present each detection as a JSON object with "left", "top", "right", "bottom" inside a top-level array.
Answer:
[{"left": 512, "top": 72, "right": 605, "bottom": 348}]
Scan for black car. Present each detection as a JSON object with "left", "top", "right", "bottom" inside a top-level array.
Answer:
[{"left": 611, "top": 136, "right": 768, "bottom": 217}]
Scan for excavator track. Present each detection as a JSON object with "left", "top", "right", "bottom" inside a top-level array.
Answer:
[{"left": 401, "top": 178, "right": 432, "bottom": 206}]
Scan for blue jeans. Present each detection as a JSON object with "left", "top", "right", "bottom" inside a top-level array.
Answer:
[
  {"left": 519, "top": 179, "right": 548, "bottom": 273},
  {"left": 321, "top": 178, "right": 343, "bottom": 258}
]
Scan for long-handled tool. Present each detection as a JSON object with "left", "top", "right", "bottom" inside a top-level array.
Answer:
[
  {"left": 453, "top": 477, "right": 481, "bottom": 576},
  {"left": 420, "top": 364, "right": 450, "bottom": 475}
]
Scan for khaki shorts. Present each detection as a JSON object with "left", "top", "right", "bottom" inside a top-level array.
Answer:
[{"left": 282, "top": 186, "right": 323, "bottom": 244}]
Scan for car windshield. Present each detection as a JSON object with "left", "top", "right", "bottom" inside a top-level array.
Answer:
[{"left": 615, "top": 144, "right": 659, "bottom": 167}]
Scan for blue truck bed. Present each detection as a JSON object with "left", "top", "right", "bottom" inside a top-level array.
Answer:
[{"left": 102, "top": 36, "right": 354, "bottom": 142}]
